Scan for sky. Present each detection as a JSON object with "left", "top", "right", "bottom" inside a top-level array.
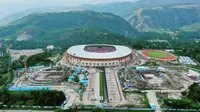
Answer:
[{"left": 0, "top": 0, "right": 136, "bottom": 19}]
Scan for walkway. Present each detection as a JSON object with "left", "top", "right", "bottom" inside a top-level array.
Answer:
[
  {"left": 105, "top": 68, "right": 121, "bottom": 104},
  {"left": 146, "top": 91, "right": 161, "bottom": 112},
  {"left": 102, "top": 68, "right": 108, "bottom": 103}
]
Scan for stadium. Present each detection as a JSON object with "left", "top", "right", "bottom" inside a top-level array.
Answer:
[
  {"left": 66, "top": 44, "right": 133, "bottom": 67},
  {"left": 141, "top": 50, "right": 176, "bottom": 61}
]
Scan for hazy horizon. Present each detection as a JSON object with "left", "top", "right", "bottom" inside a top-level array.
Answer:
[{"left": 0, "top": 0, "right": 138, "bottom": 19}]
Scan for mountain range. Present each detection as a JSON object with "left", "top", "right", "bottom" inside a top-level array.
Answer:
[
  {"left": 0, "top": 11, "right": 137, "bottom": 49},
  {"left": 129, "top": 4, "right": 200, "bottom": 31},
  {"left": 1, "top": 0, "right": 200, "bottom": 27},
  {"left": 0, "top": 0, "right": 200, "bottom": 49}
]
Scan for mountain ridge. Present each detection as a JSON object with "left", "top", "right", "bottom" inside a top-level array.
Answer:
[
  {"left": 1, "top": 0, "right": 200, "bottom": 27},
  {"left": 129, "top": 4, "right": 200, "bottom": 31},
  {"left": 0, "top": 11, "right": 136, "bottom": 43}
]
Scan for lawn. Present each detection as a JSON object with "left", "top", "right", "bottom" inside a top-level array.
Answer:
[
  {"left": 99, "top": 72, "right": 103, "bottom": 96},
  {"left": 146, "top": 51, "right": 170, "bottom": 58},
  {"left": 99, "top": 72, "right": 104, "bottom": 102}
]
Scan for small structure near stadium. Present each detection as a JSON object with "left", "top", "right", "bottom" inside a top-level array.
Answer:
[
  {"left": 29, "top": 67, "right": 68, "bottom": 84},
  {"left": 65, "top": 44, "right": 133, "bottom": 67}
]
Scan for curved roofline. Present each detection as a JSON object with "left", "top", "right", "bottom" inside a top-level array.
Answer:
[{"left": 67, "top": 44, "right": 132, "bottom": 60}]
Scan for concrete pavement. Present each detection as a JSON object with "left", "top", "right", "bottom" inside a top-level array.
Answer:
[{"left": 146, "top": 91, "right": 161, "bottom": 112}]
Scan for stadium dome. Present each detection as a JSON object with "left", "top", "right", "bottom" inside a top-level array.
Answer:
[{"left": 66, "top": 44, "right": 133, "bottom": 67}]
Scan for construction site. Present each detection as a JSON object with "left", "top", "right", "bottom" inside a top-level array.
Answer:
[
  {"left": 8, "top": 46, "right": 200, "bottom": 111},
  {"left": 118, "top": 66, "right": 194, "bottom": 91}
]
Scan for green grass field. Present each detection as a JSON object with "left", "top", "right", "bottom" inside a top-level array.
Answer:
[
  {"left": 146, "top": 51, "right": 170, "bottom": 58},
  {"left": 99, "top": 72, "right": 103, "bottom": 97}
]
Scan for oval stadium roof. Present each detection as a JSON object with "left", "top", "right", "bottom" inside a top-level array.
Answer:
[{"left": 67, "top": 44, "right": 132, "bottom": 60}]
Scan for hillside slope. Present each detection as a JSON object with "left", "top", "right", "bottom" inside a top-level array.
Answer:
[
  {"left": 129, "top": 4, "right": 200, "bottom": 31},
  {"left": 0, "top": 11, "right": 136, "bottom": 49},
  {"left": 1, "top": 0, "right": 200, "bottom": 26}
]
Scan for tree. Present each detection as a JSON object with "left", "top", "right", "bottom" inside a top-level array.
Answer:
[
  {"left": 66, "top": 76, "right": 69, "bottom": 81},
  {"left": 80, "top": 83, "right": 84, "bottom": 90},
  {"left": 188, "top": 82, "right": 200, "bottom": 102},
  {"left": 92, "top": 108, "right": 106, "bottom": 112},
  {"left": 74, "top": 76, "right": 79, "bottom": 83},
  {"left": 195, "top": 54, "right": 200, "bottom": 62},
  {"left": 55, "top": 109, "right": 65, "bottom": 112}
]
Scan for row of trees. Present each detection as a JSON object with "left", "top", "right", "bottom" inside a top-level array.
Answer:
[
  {"left": 12, "top": 50, "right": 60, "bottom": 69},
  {"left": 2, "top": 27, "right": 200, "bottom": 63},
  {"left": 0, "top": 88, "right": 65, "bottom": 106},
  {"left": 163, "top": 83, "right": 200, "bottom": 109},
  {"left": 0, "top": 47, "right": 10, "bottom": 74}
]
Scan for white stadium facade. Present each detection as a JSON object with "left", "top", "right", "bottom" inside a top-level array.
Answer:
[{"left": 66, "top": 44, "right": 133, "bottom": 67}]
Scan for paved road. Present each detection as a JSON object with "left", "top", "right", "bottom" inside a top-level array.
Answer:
[
  {"left": 146, "top": 91, "right": 161, "bottom": 112},
  {"left": 102, "top": 68, "right": 108, "bottom": 103},
  {"left": 113, "top": 68, "right": 129, "bottom": 105}
]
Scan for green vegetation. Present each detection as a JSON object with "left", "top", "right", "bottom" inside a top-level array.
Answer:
[
  {"left": 146, "top": 51, "right": 170, "bottom": 58},
  {"left": 55, "top": 108, "right": 153, "bottom": 112},
  {"left": 0, "top": 10, "right": 200, "bottom": 64},
  {"left": 99, "top": 72, "right": 104, "bottom": 102},
  {"left": 129, "top": 4, "right": 200, "bottom": 31},
  {"left": 0, "top": 73, "right": 9, "bottom": 86},
  {"left": 0, "top": 11, "right": 135, "bottom": 47},
  {"left": 74, "top": 75, "right": 80, "bottom": 83},
  {"left": 26, "top": 51, "right": 54, "bottom": 66},
  {"left": 1, "top": 0, "right": 200, "bottom": 27},
  {"left": 0, "top": 47, "right": 10, "bottom": 74},
  {"left": 0, "top": 88, "right": 65, "bottom": 106},
  {"left": 163, "top": 82, "right": 200, "bottom": 109},
  {"left": 0, "top": 46, "right": 12, "bottom": 87},
  {"left": 123, "top": 91, "right": 151, "bottom": 108},
  {"left": 192, "top": 65, "right": 200, "bottom": 71},
  {"left": 0, "top": 72, "right": 14, "bottom": 87},
  {"left": 12, "top": 50, "right": 61, "bottom": 69},
  {"left": 181, "top": 22, "right": 200, "bottom": 32},
  {"left": 173, "top": 41, "right": 200, "bottom": 62}
]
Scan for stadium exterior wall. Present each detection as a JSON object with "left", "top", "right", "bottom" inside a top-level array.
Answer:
[
  {"left": 66, "top": 53, "right": 132, "bottom": 67},
  {"left": 65, "top": 44, "right": 133, "bottom": 67}
]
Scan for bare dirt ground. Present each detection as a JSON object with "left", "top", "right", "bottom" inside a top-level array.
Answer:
[
  {"left": 122, "top": 67, "right": 194, "bottom": 90},
  {"left": 9, "top": 49, "right": 43, "bottom": 61},
  {"left": 82, "top": 68, "right": 98, "bottom": 105},
  {"left": 16, "top": 31, "right": 32, "bottom": 41},
  {"left": 124, "top": 93, "right": 145, "bottom": 107}
]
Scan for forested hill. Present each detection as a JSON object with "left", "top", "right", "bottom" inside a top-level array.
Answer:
[
  {"left": 129, "top": 4, "right": 200, "bottom": 31},
  {"left": 1, "top": 0, "right": 200, "bottom": 26},
  {"left": 0, "top": 11, "right": 136, "bottom": 39},
  {"left": 0, "top": 11, "right": 137, "bottom": 49}
]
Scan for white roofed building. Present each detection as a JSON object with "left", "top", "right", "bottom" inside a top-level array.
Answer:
[
  {"left": 65, "top": 44, "right": 133, "bottom": 67},
  {"left": 46, "top": 45, "right": 55, "bottom": 50}
]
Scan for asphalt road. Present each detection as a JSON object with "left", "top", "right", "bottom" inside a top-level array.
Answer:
[{"left": 102, "top": 68, "right": 108, "bottom": 103}]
